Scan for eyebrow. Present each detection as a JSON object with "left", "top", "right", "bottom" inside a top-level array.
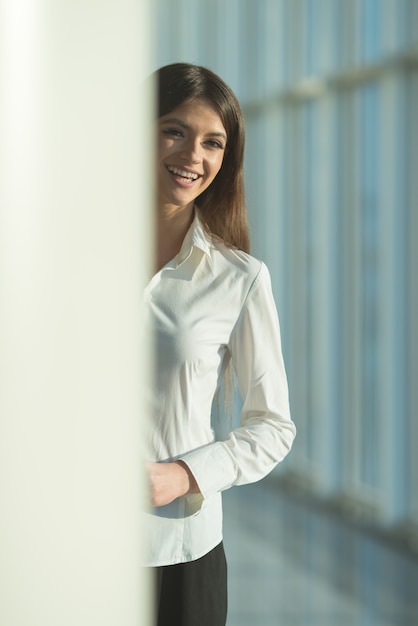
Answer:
[{"left": 160, "top": 117, "right": 227, "bottom": 141}]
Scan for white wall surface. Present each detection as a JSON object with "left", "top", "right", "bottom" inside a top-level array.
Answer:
[{"left": 0, "top": 1, "right": 154, "bottom": 624}]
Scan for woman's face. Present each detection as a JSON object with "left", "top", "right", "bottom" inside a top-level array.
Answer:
[{"left": 157, "top": 99, "right": 227, "bottom": 214}]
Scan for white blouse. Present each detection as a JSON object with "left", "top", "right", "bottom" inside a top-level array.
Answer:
[{"left": 143, "top": 212, "right": 296, "bottom": 566}]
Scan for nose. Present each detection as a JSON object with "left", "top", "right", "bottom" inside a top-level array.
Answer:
[{"left": 180, "top": 137, "right": 202, "bottom": 164}]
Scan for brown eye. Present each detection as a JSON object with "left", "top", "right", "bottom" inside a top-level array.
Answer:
[
  {"left": 205, "top": 139, "right": 224, "bottom": 149},
  {"left": 163, "top": 128, "right": 184, "bottom": 137}
]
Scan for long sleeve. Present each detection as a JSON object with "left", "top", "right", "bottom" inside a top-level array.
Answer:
[{"left": 180, "top": 262, "right": 296, "bottom": 500}]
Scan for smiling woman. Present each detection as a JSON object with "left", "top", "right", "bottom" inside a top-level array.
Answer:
[
  {"left": 157, "top": 100, "right": 227, "bottom": 231},
  {"left": 144, "top": 63, "right": 296, "bottom": 626}
]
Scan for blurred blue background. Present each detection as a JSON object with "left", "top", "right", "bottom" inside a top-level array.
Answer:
[{"left": 154, "top": 1, "right": 418, "bottom": 624}]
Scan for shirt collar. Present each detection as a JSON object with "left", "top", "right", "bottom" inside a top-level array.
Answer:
[{"left": 176, "top": 210, "right": 213, "bottom": 269}]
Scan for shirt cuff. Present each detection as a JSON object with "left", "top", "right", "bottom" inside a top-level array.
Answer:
[{"left": 179, "top": 441, "right": 238, "bottom": 501}]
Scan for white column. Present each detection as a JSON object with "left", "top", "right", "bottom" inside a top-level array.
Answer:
[{"left": 0, "top": 1, "right": 153, "bottom": 625}]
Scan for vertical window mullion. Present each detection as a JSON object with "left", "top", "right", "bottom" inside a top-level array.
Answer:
[
  {"left": 359, "top": 82, "right": 380, "bottom": 496},
  {"left": 310, "top": 95, "right": 339, "bottom": 492},
  {"left": 342, "top": 89, "right": 363, "bottom": 493},
  {"left": 287, "top": 103, "right": 310, "bottom": 470},
  {"left": 407, "top": 69, "right": 418, "bottom": 523},
  {"left": 377, "top": 74, "right": 408, "bottom": 522}
]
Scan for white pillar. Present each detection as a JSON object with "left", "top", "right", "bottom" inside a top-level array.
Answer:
[{"left": 0, "top": 1, "right": 153, "bottom": 624}]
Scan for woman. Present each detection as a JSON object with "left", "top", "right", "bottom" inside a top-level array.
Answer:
[{"left": 144, "top": 63, "right": 296, "bottom": 626}]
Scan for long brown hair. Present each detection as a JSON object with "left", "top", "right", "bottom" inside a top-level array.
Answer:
[{"left": 156, "top": 63, "right": 250, "bottom": 253}]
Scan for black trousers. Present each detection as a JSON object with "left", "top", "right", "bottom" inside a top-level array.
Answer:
[{"left": 153, "top": 542, "right": 227, "bottom": 626}]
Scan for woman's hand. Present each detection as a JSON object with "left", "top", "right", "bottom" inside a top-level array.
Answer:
[{"left": 146, "top": 461, "right": 200, "bottom": 507}]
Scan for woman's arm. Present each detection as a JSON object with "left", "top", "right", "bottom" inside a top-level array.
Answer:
[{"left": 178, "top": 262, "right": 296, "bottom": 500}]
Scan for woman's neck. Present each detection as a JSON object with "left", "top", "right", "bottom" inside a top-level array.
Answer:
[{"left": 156, "top": 203, "right": 195, "bottom": 272}]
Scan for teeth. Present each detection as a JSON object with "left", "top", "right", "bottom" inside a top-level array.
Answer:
[{"left": 167, "top": 166, "right": 198, "bottom": 180}]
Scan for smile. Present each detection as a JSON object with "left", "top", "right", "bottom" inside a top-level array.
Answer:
[{"left": 167, "top": 165, "right": 200, "bottom": 181}]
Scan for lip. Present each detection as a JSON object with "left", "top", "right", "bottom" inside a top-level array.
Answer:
[{"left": 166, "top": 164, "right": 202, "bottom": 182}]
